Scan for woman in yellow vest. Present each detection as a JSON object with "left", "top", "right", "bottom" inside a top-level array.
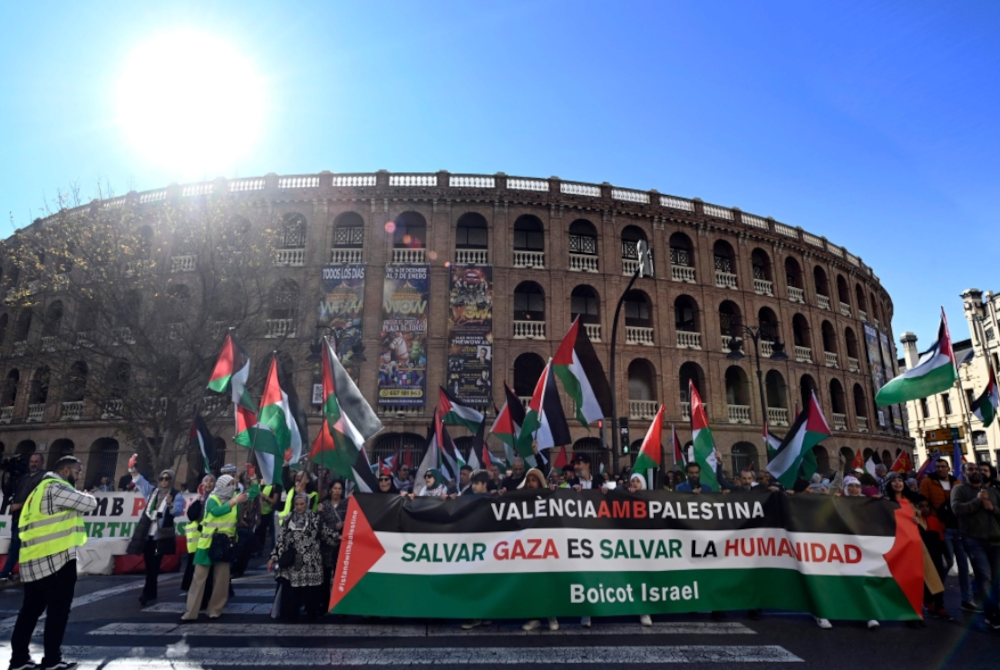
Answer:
[
  {"left": 181, "top": 475, "right": 253, "bottom": 620},
  {"left": 180, "top": 474, "right": 215, "bottom": 594}
]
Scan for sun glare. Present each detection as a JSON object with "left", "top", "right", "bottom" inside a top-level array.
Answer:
[{"left": 117, "top": 30, "right": 266, "bottom": 175}]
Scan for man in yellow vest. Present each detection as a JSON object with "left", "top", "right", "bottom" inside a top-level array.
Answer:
[{"left": 8, "top": 455, "right": 96, "bottom": 670}]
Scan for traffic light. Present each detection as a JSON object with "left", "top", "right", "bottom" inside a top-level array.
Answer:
[{"left": 619, "top": 417, "right": 629, "bottom": 454}]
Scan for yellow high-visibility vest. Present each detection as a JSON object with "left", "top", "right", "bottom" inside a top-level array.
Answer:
[
  {"left": 195, "top": 494, "right": 238, "bottom": 552},
  {"left": 19, "top": 478, "right": 87, "bottom": 562},
  {"left": 260, "top": 485, "right": 275, "bottom": 515}
]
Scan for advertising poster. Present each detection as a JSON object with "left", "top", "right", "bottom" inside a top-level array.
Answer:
[
  {"left": 879, "top": 331, "right": 904, "bottom": 432},
  {"left": 330, "top": 491, "right": 923, "bottom": 622},
  {"left": 378, "top": 264, "right": 429, "bottom": 407},
  {"left": 864, "top": 323, "right": 887, "bottom": 428},
  {"left": 319, "top": 264, "right": 366, "bottom": 383},
  {"left": 446, "top": 265, "right": 493, "bottom": 406}
]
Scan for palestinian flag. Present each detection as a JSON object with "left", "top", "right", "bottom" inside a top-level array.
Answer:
[
  {"left": 763, "top": 420, "right": 782, "bottom": 460},
  {"left": 551, "top": 445, "right": 569, "bottom": 472},
  {"left": 438, "top": 409, "right": 467, "bottom": 479},
  {"left": 689, "top": 381, "right": 719, "bottom": 491},
  {"left": 188, "top": 409, "right": 214, "bottom": 474},
  {"left": 467, "top": 419, "right": 488, "bottom": 470},
  {"left": 890, "top": 450, "right": 913, "bottom": 473},
  {"left": 490, "top": 382, "right": 526, "bottom": 451},
  {"left": 632, "top": 405, "right": 664, "bottom": 488},
  {"left": 207, "top": 330, "right": 257, "bottom": 413},
  {"left": 971, "top": 367, "right": 998, "bottom": 428},
  {"left": 234, "top": 356, "right": 300, "bottom": 460},
  {"left": 515, "top": 360, "right": 571, "bottom": 461},
  {"left": 766, "top": 392, "right": 832, "bottom": 489},
  {"left": 440, "top": 387, "right": 485, "bottom": 434},
  {"left": 670, "top": 423, "right": 685, "bottom": 468},
  {"left": 553, "top": 317, "right": 613, "bottom": 425},
  {"left": 416, "top": 410, "right": 457, "bottom": 483},
  {"left": 877, "top": 310, "right": 957, "bottom": 406},
  {"left": 310, "top": 337, "right": 383, "bottom": 491}
]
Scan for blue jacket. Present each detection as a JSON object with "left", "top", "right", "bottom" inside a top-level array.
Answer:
[{"left": 675, "top": 480, "right": 714, "bottom": 493}]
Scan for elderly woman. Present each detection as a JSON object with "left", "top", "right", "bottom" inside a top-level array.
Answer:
[
  {"left": 269, "top": 493, "right": 339, "bottom": 620},
  {"left": 127, "top": 465, "right": 185, "bottom": 607},
  {"left": 317, "top": 480, "right": 349, "bottom": 611},
  {"left": 182, "top": 475, "right": 252, "bottom": 621}
]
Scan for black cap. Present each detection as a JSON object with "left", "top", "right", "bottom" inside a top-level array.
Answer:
[{"left": 572, "top": 453, "right": 590, "bottom": 464}]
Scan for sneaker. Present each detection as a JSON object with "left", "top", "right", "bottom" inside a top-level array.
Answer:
[
  {"left": 639, "top": 614, "right": 652, "bottom": 627},
  {"left": 522, "top": 619, "right": 541, "bottom": 631},
  {"left": 867, "top": 620, "right": 880, "bottom": 629},
  {"left": 961, "top": 601, "right": 983, "bottom": 613},
  {"left": 42, "top": 663, "right": 78, "bottom": 670},
  {"left": 815, "top": 617, "right": 832, "bottom": 629},
  {"left": 580, "top": 616, "right": 592, "bottom": 628},
  {"left": 8, "top": 661, "right": 39, "bottom": 670},
  {"left": 547, "top": 617, "right": 559, "bottom": 631},
  {"left": 462, "top": 619, "right": 485, "bottom": 630}
]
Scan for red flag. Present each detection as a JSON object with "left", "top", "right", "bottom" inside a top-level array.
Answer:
[
  {"left": 890, "top": 450, "right": 913, "bottom": 473},
  {"left": 851, "top": 449, "right": 865, "bottom": 472},
  {"left": 552, "top": 445, "right": 569, "bottom": 470}
]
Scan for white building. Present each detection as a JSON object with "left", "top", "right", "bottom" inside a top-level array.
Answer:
[{"left": 900, "top": 288, "right": 1000, "bottom": 467}]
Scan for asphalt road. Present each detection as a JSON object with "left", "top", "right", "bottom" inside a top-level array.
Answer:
[{"left": 0, "top": 562, "right": 996, "bottom": 669}]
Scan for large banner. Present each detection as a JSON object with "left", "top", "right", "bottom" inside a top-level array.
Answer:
[
  {"left": 879, "top": 330, "right": 904, "bottom": 432},
  {"left": 319, "top": 264, "right": 366, "bottom": 383},
  {"left": 331, "top": 490, "right": 923, "bottom": 621},
  {"left": 378, "top": 264, "right": 429, "bottom": 407},
  {"left": 446, "top": 265, "right": 493, "bottom": 406},
  {"left": 864, "top": 323, "right": 887, "bottom": 428}
]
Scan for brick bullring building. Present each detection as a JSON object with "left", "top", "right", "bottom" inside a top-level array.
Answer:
[{"left": 0, "top": 171, "right": 913, "bottom": 486}]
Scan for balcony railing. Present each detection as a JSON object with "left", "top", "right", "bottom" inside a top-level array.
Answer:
[
  {"left": 721, "top": 335, "right": 743, "bottom": 354},
  {"left": 625, "top": 326, "right": 654, "bottom": 346},
  {"left": 754, "top": 278, "right": 773, "bottom": 296},
  {"left": 629, "top": 400, "right": 658, "bottom": 420},
  {"left": 274, "top": 248, "right": 305, "bottom": 267},
  {"left": 330, "top": 248, "right": 363, "bottom": 264},
  {"left": 76, "top": 331, "right": 95, "bottom": 348},
  {"left": 715, "top": 271, "right": 738, "bottom": 289},
  {"left": 671, "top": 265, "right": 696, "bottom": 283},
  {"left": 512, "top": 250, "right": 545, "bottom": 268},
  {"left": 848, "top": 356, "right": 861, "bottom": 373},
  {"left": 727, "top": 404, "right": 751, "bottom": 424},
  {"left": 681, "top": 401, "right": 691, "bottom": 420},
  {"left": 569, "top": 253, "right": 599, "bottom": 273},
  {"left": 832, "top": 413, "right": 847, "bottom": 431},
  {"left": 27, "top": 403, "right": 45, "bottom": 422},
  {"left": 376, "top": 405, "right": 424, "bottom": 417},
  {"left": 41, "top": 336, "right": 56, "bottom": 352},
  {"left": 12, "top": 341, "right": 26, "bottom": 357},
  {"left": 0, "top": 406, "right": 12, "bottom": 423},
  {"left": 266, "top": 319, "right": 296, "bottom": 338},
  {"left": 767, "top": 407, "right": 789, "bottom": 427},
  {"left": 455, "top": 249, "right": 489, "bottom": 265},
  {"left": 202, "top": 395, "right": 226, "bottom": 415},
  {"left": 115, "top": 327, "right": 135, "bottom": 345},
  {"left": 622, "top": 257, "right": 640, "bottom": 276},
  {"left": 795, "top": 346, "right": 812, "bottom": 363},
  {"left": 817, "top": 295, "right": 831, "bottom": 311},
  {"left": 513, "top": 321, "right": 545, "bottom": 339},
  {"left": 857, "top": 416, "right": 869, "bottom": 433},
  {"left": 584, "top": 323, "right": 602, "bottom": 342},
  {"left": 101, "top": 399, "right": 124, "bottom": 420},
  {"left": 840, "top": 302, "right": 852, "bottom": 318},
  {"left": 824, "top": 351, "right": 839, "bottom": 368},
  {"left": 788, "top": 286, "right": 805, "bottom": 303},
  {"left": 171, "top": 254, "right": 197, "bottom": 273},
  {"left": 761, "top": 340, "right": 774, "bottom": 357},
  {"left": 61, "top": 401, "right": 83, "bottom": 421},
  {"left": 676, "top": 331, "right": 701, "bottom": 350},
  {"left": 859, "top": 310, "right": 868, "bottom": 322}
]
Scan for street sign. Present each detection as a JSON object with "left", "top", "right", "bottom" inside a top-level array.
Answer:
[{"left": 925, "top": 427, "right": 964, "bottom": 445}]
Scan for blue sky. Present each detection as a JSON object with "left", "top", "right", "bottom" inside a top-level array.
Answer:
[{"left": 1, "top": 0, "right": 996, "bottom": 346}]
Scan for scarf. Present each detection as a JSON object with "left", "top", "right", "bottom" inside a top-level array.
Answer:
[
  {"left": 288, "top": 493, "right": 311, "bottom": 530},
  {"left": 214, "top": 475, "right": 236, "bottom": 502}
]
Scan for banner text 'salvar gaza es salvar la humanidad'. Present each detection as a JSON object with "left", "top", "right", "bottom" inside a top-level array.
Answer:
[{"left": 329, "top": 490, "right": 926, "bottom": 622}]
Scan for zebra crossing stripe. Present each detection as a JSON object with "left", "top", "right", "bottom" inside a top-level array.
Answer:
[
  {"left": 4, "top": 644, "right": 804, "bottom": 665},
  {"left": 89, "top": 621, "right": 756, "bottom": 638}
]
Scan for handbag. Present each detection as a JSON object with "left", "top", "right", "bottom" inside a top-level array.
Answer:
[
  {"left": 208, "top": 532, "right": 234, "bottom": 563},
  {"left": 277, "top": 544, "right": 297, "bottom": 570},
  {"left": 125, "top": 514, "right": 153, "bottom": 555}
]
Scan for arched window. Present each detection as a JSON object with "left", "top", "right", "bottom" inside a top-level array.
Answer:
[
  {"left": 621, "top": 226, "right": 650, "bottom": 276},
  {"left": 812, "top": 446, "right": 830, "bottom": 475},
  {"left": 785, "top": 257, "right": 803, "bottom": 289},
  {"left": 837, "top": 275, "right": 850, "bottom": 308},
  {"left": 669, "top": 233, "right": 694, "bottom": 268},
  {"left": 65, "top": 361, "right": 88, "bottom": 402},
  {"left": 43, "top": 301, "right": 63, "bottom": 337},
  {"left": 13, "top": 311, "right": 31, "bottom": 343},
  {"left": 719, "top": 300, "right": 742, "bottom": 339},
  {"left": 725, "top": 366, "right": 750, "bottom": 407},
  {"left": 856, "top": 284, "right": 868, "bottom": 317},
  {"left": 758, "top": 307, "right": 779, "bottom": 342},
  {"left": 332, "top": 212, "right": 365, "bottom": 249},
  {"left": 845, "top": 327, "right": 860, "bottom": 361},
  {"left": 513, "top": 282, "right": 545, "bottom": 321},
  {"left": 624, "top": 290, "right": 652, "bottom": 328},
  {"left": 456, "top": 212, "right": 488, "bottom": 250},
  {"left": 28, "top": 366, "right": 49, "bottom": 405},
  {"left": 117, "top": 289, "right": 141, "bottom": 327},
  {"left": 751, "top": 249, "right": 772, "bottom": 281},
  {"left": 568, "top": 220, "right": 598, "bottom": 271},
  {"left": 813, "top": 266, "right": 830, "bottom": 298},
  {"left": 513, "top": 215, "right": 544, "bottom": 251},
  {"left": 678, "top": 362, "right": 704, "bottom": 405},
  {"left": 137, "top": 226, "right": 154, "bottom": 261},
  {"left": 674, "top": 295, "right": 699, "bottom": 332},
  {"left": 0, "top": 313, "right": 7, "bottom": 346},
  {"left": 799, "top": 374, "right": 817, "bottom": 410},
  {"left": 830, "top": 379, "right": 846, "bottom": 414},
  {"left": 85, "top": 438, "right": 118, "bottom": 490},
  {"left": 394, "top": 212, "right": 427, "bottom": 249},
  {"left": 45, "top": 439, "right": 73, "bottom": 471},
  {"left": 869, "top": 292, "right": 880, "bottom": 323},
  {"left": 277, "top": 213, "right": 307, "bottom": 249},
  {"left": 572, "top": 438, "right": 603, "bottom": 470},
  {"left": 731, "top": 442, "right": 759, "bottom": 474},
  {"left": 108, "top": 360, "right": 131, "bottom": 399},
  {"left": 792, "top": 314, "right": 811, "bottom": 351},
  {"left": 6, "top": 266, "right": 19, "bottom": 291},
  {"left": 765, "top": 370, "right": 788, "bottom": 412},
  {"left": 15, "top": 440, "right": 35, "bottom": 456},
  {"left": 853, "top": 384, "right": 869, "bottom": 418},
  {"left": 713, "top": 240, "right": 737, "bottom": 285},
  {"left": 267, "top": 279, "right": 300, "bottom": 338},
  {"left": 628, "top": 359, "right": 656, "bottom": 401},
  {"left": 513, "top": 353, "right": 546, "bottom": 398},
  {"left": 570, "top": 286, "right": 600, "bottom": 325},
  {"left": 821, "top": 320, "right": 837, "bottom": 354},
  {"left": 76, "top": 297, "right": 98, "bottom": 333},
  {"left": 2, "top": 369, "right": 20, "bottom": 407}
]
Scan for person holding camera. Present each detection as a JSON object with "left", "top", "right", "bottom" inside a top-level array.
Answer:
[
  {"left": 181, "top": 474, "right": 253, "bottom": 621},
  {"left": 0, "top": 453, "right": 44, "bottom": 582},
  {"left": 126, "top": 458, "right": 184, "bottom": 607},
  {"left": 951, "top": 462, "right": 1000, "bottom": 630}
]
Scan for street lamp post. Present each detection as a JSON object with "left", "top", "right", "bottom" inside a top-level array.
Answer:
[
  {"left": 609, "top": 240, "right": 652, "bottom": 477},
  {"left": 726, "top": 325, "right": 789, "bottom": 433}
]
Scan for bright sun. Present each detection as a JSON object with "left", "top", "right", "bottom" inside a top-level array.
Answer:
[{"left": 117, "top": 30, "right": 266, "bottom": 175}]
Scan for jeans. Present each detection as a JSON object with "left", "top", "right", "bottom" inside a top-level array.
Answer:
[
  {"left": 9, "top": 560, "right": 77, "bottom": 667},
  {"left": 0, "top": 522, "right": 20, "bottom": 577},
  {"left": 962, "top": 537, "right": 1000, "bottom": 618},
  {"left": 944, "top": 528, "right": 973, "bottom": 601},
  {"left": 142, "top": 538, "right": 162, "bottom": 600}
]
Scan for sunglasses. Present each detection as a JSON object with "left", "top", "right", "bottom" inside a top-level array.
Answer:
[
  {"left": 379, "top": 477, "right": 392, "bottom": 482},
  {"left": 159, "top": 476, "right": 172, "bottom": 481},
  {"left": 424, "top": 474, "right": 434, "bottom": 479}
]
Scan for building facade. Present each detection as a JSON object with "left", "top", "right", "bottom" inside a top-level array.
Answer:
[
  {"left": 901, "top": 288, "right": 1000, "bottom": 467},
  {"left": 0, "top": 170, "right": 913, "bottom": 487}
]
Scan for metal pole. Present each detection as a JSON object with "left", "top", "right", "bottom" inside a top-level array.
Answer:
[{"left": 609, "top": 267, "right": 642, "bottom": 478}]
